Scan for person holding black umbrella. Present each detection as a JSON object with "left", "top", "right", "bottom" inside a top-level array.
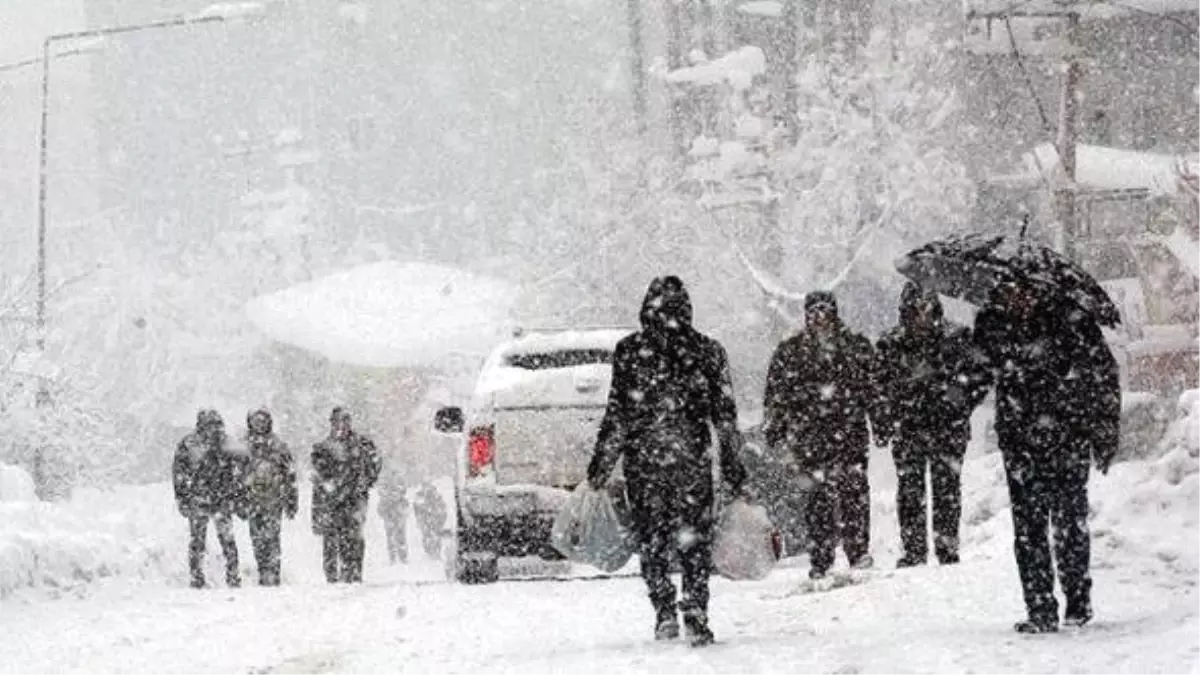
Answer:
[
  {"left": 973, "top": 277, "right": 1120, "bottom": 633},
  {"left": 897, "top": 230, "right": 1122, "bottom": 633}
]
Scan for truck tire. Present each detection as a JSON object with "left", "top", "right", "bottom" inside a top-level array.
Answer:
[{"left": 455, "top": 550, "right": 499, "bottom": 584}]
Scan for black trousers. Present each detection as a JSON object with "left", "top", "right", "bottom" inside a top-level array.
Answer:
[
  {"left": 805, "top": 462, "right": 870, "bottom": 574},
  {"left": 894, "top": 432, "right": 966, "bottom": 564},
  {"left": 249, "top": 511, "right": 283, "bottom": 585},
  {"left": 628, "top": 465, "right": 714, "bottom": 618},
  {"left": 1001, "top": 439, "right": 1092, "bottom": 622},
  {"left": 323, "top": 508, "right": 366, "bottom": 583},
  {"left": 188, "top": 512, "right": 239, "bottom": 587}
]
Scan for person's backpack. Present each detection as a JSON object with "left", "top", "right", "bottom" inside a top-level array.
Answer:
[{"left": 246, "top": 439, "right": 287, "bottom": 507}]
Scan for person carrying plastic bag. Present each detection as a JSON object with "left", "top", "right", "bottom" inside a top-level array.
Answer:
[
  {"left": 585, "top": 276, "right": 749, "bottom": 647},
  {"left": 550, "top": 484, "right": 636, "bottom": 573},
  {"left": 713, "top": 498, "right": 781, "bottom": 581}
]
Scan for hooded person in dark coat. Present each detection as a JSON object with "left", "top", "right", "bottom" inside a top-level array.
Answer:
[
  {"left": 763, "top": 290, "right": 883, "bottom": 579},
  {"left": 876, "top": 283, "right": 992, "bottom": 567},
  {"left": 243, "top": 408, "right": 298, "bottom": 586},
  {"left": 311, "top": 407, "right": 383, "bottom": 583},
  {"left": 173, "top": 410, "right": 246, "bottom": 588},
  {"left": 973, "top": 279, "right": 1120, "bottom": 633},
  {"left": 587, "top": 275, "right": 748, "bottom": 647}
]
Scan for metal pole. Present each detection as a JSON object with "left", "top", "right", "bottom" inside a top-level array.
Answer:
[
  {"left": 626, "top": 0, "right": 647, "bottom": 138},
  {"left": 36, "top": 37, "right": 50, "bottom": 372},
  {"left": 1054, "top": 12, "right": 1082, "bottom": 260}
]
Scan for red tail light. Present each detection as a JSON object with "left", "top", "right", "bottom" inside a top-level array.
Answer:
[{"left": 467, "top": 425, "right": 495, "bottom": 477}]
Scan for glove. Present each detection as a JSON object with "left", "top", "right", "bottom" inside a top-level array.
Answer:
[
  {"left": 1095, "top": 455, "right": 1113, "bottom": 476},
  {"left": 285, "top": 502, "right": 298, "bottom": 520},
  {"left": 176, "top": 502, "right": 194, "bottom": 519}
]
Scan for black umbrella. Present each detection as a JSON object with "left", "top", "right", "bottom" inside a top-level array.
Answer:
[{"left": 895, "top": 232, "right": 1122, "bottom": 327}]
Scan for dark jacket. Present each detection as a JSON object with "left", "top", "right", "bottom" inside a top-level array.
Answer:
[
  {"left": 972, "top": 285, "right": 1121, "bottom": 468},
  {"left": 311, "top": 431, "right": 382, "bottom": 533},
  {"left": 244, "top": 412, "right": 298, "bottom": 518},
  {"left": 875, "top": 283, "right": 992, "bottom": 445},
  {"left": 763, "top": 293, "right": 883, "bottom": 469},
  {"left": 587, "top": 276, "right": 747, "bottom": 514},
  {"left": 173, "top": 432, "right": 247, "bottom": 517}
]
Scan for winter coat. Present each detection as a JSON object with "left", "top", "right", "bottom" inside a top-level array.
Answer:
[
  {"left": 972, "top": 286, "right": 1121, "bottom": 469},
  {"left": 763, "top": 316, "right": 883, "bottom": 470},
  {"left": 244, "top": 430, "right": 298, "bottom": 519},
  {"left": 875, "top": 282, "right": 992, "bottom": 447},
  {"left": 173, "top": 433, "right": 247, "bottom": 517},
  {"left": 587, "top": 276, "right": 748, "bottom": 534},
  {"left": 311, "top": 431, "right": 382, "bottom": 534}
]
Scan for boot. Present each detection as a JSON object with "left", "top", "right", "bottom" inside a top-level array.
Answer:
[
  {"left": 1014, "top": 617, "right": 1059, "bottom": 634},
  {"left": 654, "top": 605, "right": 679, "bottom": 641},
  {"left": 850, "top": 554, "right": 874, "bottom": 570},
  {"left": 1064, "top": 596, "right": 1093, "bottom": 627},
  {"left": 683, "top": 612, "right": 714, "bottom": 647},
  {"left": 896, "top": 554, "right": 926, "bottom": 569}
]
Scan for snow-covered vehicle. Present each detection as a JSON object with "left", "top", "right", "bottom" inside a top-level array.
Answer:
[{"left": 432, "top": 326, "right": 634, "bottom": 584}]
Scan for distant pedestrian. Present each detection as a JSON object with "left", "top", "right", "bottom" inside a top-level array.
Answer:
[
  {"left": 311, "top": 407, "right": 382, "bottom": 583},
  {"left": 242, "top": 408, "right": 298, "bottom": 586},
  {"left": 173, "top": 410, "right": 245, "bottom": 588},
  {"left": 413, "top": 481, "right": 448, "bottom": 558},
  {"left": 377, "top": 466, "right": 409, "bottom": 565}
]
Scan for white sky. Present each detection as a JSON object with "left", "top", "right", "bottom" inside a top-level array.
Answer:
[{"left": 0, "top": 0, "right": 86, "bottom": 67}]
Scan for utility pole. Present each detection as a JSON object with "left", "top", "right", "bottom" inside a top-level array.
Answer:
[
  {"left": 966, "top": 2, "right": 1085, "bottom": 260},
  {"left": 1055, "top": 11, "right": 1082, "bottom": 260}
]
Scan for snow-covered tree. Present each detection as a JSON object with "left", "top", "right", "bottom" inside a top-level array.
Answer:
[{"left": 677, "top": 24, "right": 976, "bottom": 334}]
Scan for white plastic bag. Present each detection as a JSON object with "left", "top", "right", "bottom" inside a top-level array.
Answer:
[
  {"left": 713, "top": 499, "right": 780, "bottom": 581},
  {"left": 550, "top": 485, "right": 636, "bottom": 573}
]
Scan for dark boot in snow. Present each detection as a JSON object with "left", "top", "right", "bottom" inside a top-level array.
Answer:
[
  {"left": 850, "top": 554, "right": 874, "bottom": 570},
  {"left": 896, "top": 555, "right": 925, "bottom": 569},
  {"left": 1064, "top": 597, "right": 1093, "bottom": 627},
  {"left": 684, "top": 613, "right": 714, "bottom": 647},
  {"left": 1014, "top": 617, "right": 1059, "bottom": 634},
  {"left": 808, "top": 567, "right": 828, "bottom": 581},
  {"left": 654, "top": 607, "right": 680, "bottom": 641}
]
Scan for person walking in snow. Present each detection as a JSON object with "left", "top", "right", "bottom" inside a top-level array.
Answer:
[
  {"left": 763, "top": 290, "right": 885, "bottom": 580},
  {"left": 311, "top": 407, "right": 382, "bottom": 583},
  {"left": 876, "top": 283, "right": 992, "bottom": 567},
  {"left": 412, "top": 481, "right": 448, "bottom": 558},
  {"left": 376, "top": 463, "right": 410, "bottom": 565},
  {"left": 972, "top": 278, "right": 1120, "bottom": 633},
  {"left": 173, "top": 409, "right": 246, "bottom": 589},
  {"left": 587, "top": 275, "right": 748, "bottom": 647},
  {"left": 242, "top": 408, "right": 298, "bottom": 586}
]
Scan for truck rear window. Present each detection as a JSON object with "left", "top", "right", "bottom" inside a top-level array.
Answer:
[{"left": 504, "top": 349, "right": 612, "bottom": 370}]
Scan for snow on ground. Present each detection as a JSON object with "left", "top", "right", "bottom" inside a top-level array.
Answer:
[{"left": 0, "top": 393, "right": 1196, "bottom": 672}]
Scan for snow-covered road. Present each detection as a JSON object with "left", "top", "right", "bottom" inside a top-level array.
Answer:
[
  {"left": 2, "top": 554, "right": 1195, "bottom": 674},
  {"left": 4, "top": 397, "right": 1198, "bottom": 673}
]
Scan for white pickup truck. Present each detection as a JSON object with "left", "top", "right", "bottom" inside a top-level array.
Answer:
[{"left": 432, "top": 326, "right": 634, "bottom": 583}]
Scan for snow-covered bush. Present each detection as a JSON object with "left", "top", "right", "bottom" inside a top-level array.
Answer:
[{"left": 0, "top": 483, "right": 175, "bottom": 598}]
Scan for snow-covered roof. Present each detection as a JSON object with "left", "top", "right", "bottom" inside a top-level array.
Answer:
[
  {"left": 964, "top": 0, "right": 1197, "bottom": 19},
  {"left": 738, "top": 1, "right": 784, "bottom": 17},
  {"left": 1025, "top": 143, "right": 1187, "bottom": 196},
  {"left": 664, "top": 46, "right": 765, "bottom": 91},
  {"left": 245, "top": 261, "right": 519, "bottom": 369}
]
